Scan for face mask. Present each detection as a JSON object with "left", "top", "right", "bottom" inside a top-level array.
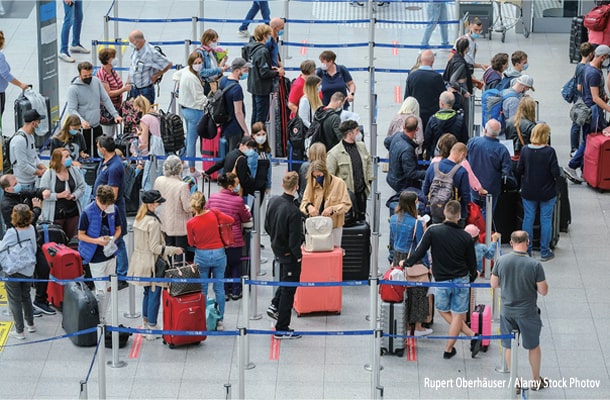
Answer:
[
  {"left": 356, "top": 132, "right": 363, "bottom": 142},
  {"left": 604, "top": 59, "right": 610, "bottom": 68},
  {"left": 254, "top": 135, "right": 267, "bottom": 145},
  {"left": 278, "top": 29, "right": 284, "bottom": 37},
  {"left": 523, "top": 63, "right": 529, "bottom": 70},
  {"left": 97, "top": 148, "right": 104, "bottom": 158},
  {"left": 69, "top": 129, "right": 79, "bottom": 136},
  {"left": 315, "top": 175, "right": 324, "bottom": 186},
  {"left": 12, "top": 183, "right": 22, "bottom": 194},
  {"left": 471, "top": 32, "right": 480, "bottom": 39},
  {"left": 233, "top": 184, "right": 241, "bottom": 194},
  {"left": 64, "top": 158, "right": 73, "bottom": 168},
  {"left": 240, "top": 72, "right": 248, "bottom": 81},
  {"left": 320, "top": 63, "right": 328, "bottom": 71},
  {"left": 83, "top": 77, "right": 92, "bottom": 85},
  {"left": 111, "top": 58, "right": 118, "bottom": 67},
  {"left": 192, "top": 63, "right": 203, "bottom": 72},
  {"left": 245, "top": 148, "right": 256, "bottom": 157},
  {"left": 105, "top": 204, "right": 115, "bottom": 214},
  {"left": 209, "top": 42, "right": 218, "bottom": 48},
  {"left": 293, "top": 190, "right": 299, "bottom": 200}
]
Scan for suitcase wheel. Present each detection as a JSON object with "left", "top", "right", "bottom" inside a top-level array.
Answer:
[
  {"left": 168, "top": 343, "right": 176, "bottom": 349},
  {"left": 380, "top": 348, "right": 388, "bottom": 356},
  {"left": 395, "top": 349, "right": 404, "bottom": 357},
  {"left": 482, "top": 345, "right": 489, "bottom": 352}
]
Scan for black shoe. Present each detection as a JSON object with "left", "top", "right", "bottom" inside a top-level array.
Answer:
[
  {"left": 33, "top": 301, "right": 57, "bottom": 315},
  {"left": 274, "top": 329, "right": 302, "bottom": 340},
  {"left": 33, "top": 308, "right": 43, "bottom": 318},
  {"left": 118, "top": 281, "right": 129, "bottom": 291},
  {"left": 266, "top": 304, "right": 278, "bottom": 320},
  {"left": 471, "top": 335, "right": 482, "bottom": 358},
  {"left": 225, "top": 295, "right": 231, "bottom": 302},
  {"left": 231, "top": 294, "right": 242, "bottom": 301},
  {"left": 443, "top": 348, "right": 457, "bottom": 359}
]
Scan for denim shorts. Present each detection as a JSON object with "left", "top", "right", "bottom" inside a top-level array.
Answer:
[{"left": 434, "top": 275, "right": 470, "bottom": 314}]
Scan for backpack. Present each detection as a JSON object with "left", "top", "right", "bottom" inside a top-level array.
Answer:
[
  {"left": 481, "top": 89, "right": 518, "bottom": 128},
  {"left": 428, "top": 162, "right": 461, "bottom": 222},
  {"left": 151, "top": 110, "right": 185, "bottom": 153},
  {"left": 205, "top": 82, "right": 239, "bottom": 125},
  {"left": 287, "top": 115, "right": 307, "bottom": 151},
  {"left": 495, "top": 75, "right": 513, "bottom": 91},
  {"left": 2, "top": 130, "right": 27, "bottom": 174},
  {"left": 379, "top": 266, "right": 406, "bottom": 303},
  {"left": 584, "top": 5, "right": 610, "bottom": 31},
  {"left": 305, "top": 107, "right": 332, "bottom": 151}
]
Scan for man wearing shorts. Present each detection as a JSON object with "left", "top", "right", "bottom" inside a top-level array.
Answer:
[
  {"left": 491, "top": 230, "right": 549, "bottom": 392},
  {"left": 406, "top": 200, "right": 482, "bottom": 359}
]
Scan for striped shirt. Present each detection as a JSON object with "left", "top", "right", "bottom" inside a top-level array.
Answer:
[
  {"left": 96, "top": 67, "right": 124, "bottom": 110},
  {"left": 129, "top": 42, "right": 171, "bottom": 88}
]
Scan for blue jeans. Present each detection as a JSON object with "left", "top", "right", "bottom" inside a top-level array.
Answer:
[
  {"left": 194, "top": 248, "right": 227, "bottom": 320},
  {"left": 141, "top": 158, "right": 163, "bottom": 191},
  {"left": 570, "top": 121, "right": 581, "bottom": 151},
  {"left": 569, "top": 104, "right": 607, "bottom": 170},
  {"left": 522, "top": 196, "right": 556, "bottom": 257},
  {"left": 239, "top": 1, "right": 271, "bottom": 31},
  {"left": 421, "top": 3, "right": 449, "bottom": 47},
  {"left": 129, "top": 86, "right": 155, "bottom": 106},
  {"left": 61, "top": 0, "right": 83, "bottom": 54},
  {"left": 251, "top": 94, "right": 270, "bottom": 126},
  {"left": 182, "top": 107, "right": 203, "bottom": 168},
  {"left": 142, "top": 286, "right": 162, "bottom": 326},
  {"left": 115, "top": 236, "right": 129, "bottom": 276}
]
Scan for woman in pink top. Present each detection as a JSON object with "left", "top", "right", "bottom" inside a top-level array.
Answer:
[
  {"left": 96, "top": 48, "right": 131, "bottom": 137},
  {"left": 431, "top": 133, "right": 486, "bottom": 195},
  {"left": 207, "top": 172, "right": 252, "bottom": 300},
  {"left": 132, "top": 95, "right": 164, "bottom": 191}
]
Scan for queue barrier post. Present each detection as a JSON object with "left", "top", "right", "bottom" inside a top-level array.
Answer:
[
  {"left": 103, "top": 15, "right": 109, "bottom": 43},
  {"left": 113, "top": 2, "right": 119, "bottom": 40},
  {"left": 241, "top": 276, "right": 255, "bottom": 373},
  {"left": 191, "top": 17, "right": 198, "bottom": 45},
  {"left": 124, "top": 223, "right": 141, "bottom": 319},
  {"left": 508, "top": 330, "right": 519, "bottom": 398},
  {"left": 97, "top": 324, "right": 107, "bottom": 399},
  {"left": 108, "top": 275, "right": 126, "bottom": 368},
  {"left": 249, "top": 191, "right": 262, "bottom": 320},
  {"left": 79, "top": 380, "right": 87, "bottom": 399}
]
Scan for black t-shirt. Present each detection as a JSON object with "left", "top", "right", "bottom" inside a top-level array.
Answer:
[
  {"left": 54, "top": 174, "right": 79, "bottom": 219},
  {"left": 219, "top": 76, "right": 244, "bottom": 137}
]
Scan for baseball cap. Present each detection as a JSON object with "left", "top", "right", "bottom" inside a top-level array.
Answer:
[
  {"left": 516, "top": 75, "right": 535, "bottom": 91},
  {"left": 231, "top": 57, "right": 251, "bottom": 70},
  {"left": 595, "top": 44, "right": 610, "bottom": 57},
  {"left": 24, "top": 109, "right": 46, "bottom": 123}
]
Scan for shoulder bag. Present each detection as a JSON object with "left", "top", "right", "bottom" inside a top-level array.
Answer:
[
  {"left": 164, "top": 254, "right": 202, "bottom": 297},
  {"left": 212, "top": 209, "right": 235, "bottom": 247},
  {"left": 0, "top": 228, "right": 36, "bottom": 277},
  {"left": 569, "top": 98, "right": 592, "bottom": 126},
  {"left": 405, "top": 222, "right": 430, "bottom": 283}
]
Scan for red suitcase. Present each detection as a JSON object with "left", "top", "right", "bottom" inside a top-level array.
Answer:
[
  {"left": 471, "top": 304, "right": 492, "bottom": 351},
  {"left": 583, "top": 133, "right": 610, "bottom": 190},
  {"left": 43, "top": 242, "right": 84, "bottom": 309},
  {"left": 162, "top": 289, "right": 207, "bottom": 348},
  {"left": 293, "top": 247, "right": 342, "bottom": 316},
  {"left": 201, "top": 136, "right": 220, "bottom": 180}
]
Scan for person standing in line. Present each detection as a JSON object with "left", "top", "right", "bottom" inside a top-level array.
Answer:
[
  {"left": 218, "top": 57, "right": 251, "bottom": 152},
  {"left": 0, "top": 30, "right": 29, "bottom": 116},
  {"left": 9, "top": 110, "right": 48, "bottom": 189},
  {"left": 287, "top": 60, "right": 317, "bottom": 117},
  {"left": 58, "top": 0, "right": 89, "bottom": 63},
  {"left": 491, "top": 230, "right": 549, "bottom": 393},
  {"left": 265, "top": 171, "right": 304, "bottom": 340},
  {"left": 196, "top": 29, "right": 229, "bottom": 95},
  {"left": 420, "top": 0, "right": 450, "bottom": 49},
  {"left": 403, "top": 50, "right": 445, "bottom": 131},
  {"left": 238, "top": 1, "right": 271, "bottom": 37},
  {"left": 96, "top": 48, "right": 132, "bottom": 137}
]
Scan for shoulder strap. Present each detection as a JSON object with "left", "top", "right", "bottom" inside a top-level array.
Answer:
[
  {"left": 515, "top": 122, "right": 525, "bottom": 146},
  {"left": 221, "top": 82, "right": 239, "bottom": 94},
  {"left": 42, "top": 223, "right": 49, "bottom": 244},
  {"left": 406, "top": 220, "right": 420, "bottom": 258},
  {"left": 447, "top": 163, "right": 461, "bottom": 178}
]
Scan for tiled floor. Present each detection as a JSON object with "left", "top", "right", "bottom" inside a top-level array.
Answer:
[{"left": 1, "top": 1, "right": 610, "bottom": 399}]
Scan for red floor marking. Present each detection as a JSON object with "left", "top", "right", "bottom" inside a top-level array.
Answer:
[
  {"left": 270, "top": 328, "right": 280, "bottom": 360},
  {"left": 407, "top": 337, "right": 417, "bottom": 361},
  {"left": 394, "top": 86, "right": 402, "bottom": 104},
  {"left": 129, "top": 326, "right": 143, "bottom": 359},
  {"left": 300, "top": 40, "right": 308, "bottom": 56},
  {"left": 392, "top": 40, "right": 399, "bottom": 56}
]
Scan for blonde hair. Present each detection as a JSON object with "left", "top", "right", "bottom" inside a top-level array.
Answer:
[
  {"left": 306, "top": 160, "right": 332, "bottom": 200},
  {"left": 253, "top": 24, "right": 272, "bottom": 42},
  {"left": 307, "top": 142, "right": 327, "bottom": 163},
  {"left": 398, "top": 97, "right": 420, "bottom": 116},
  {"left": 135, "top": 203, "right": 149, "bottom": 221},
  {"left": 513, "top": 97, "right": 537, "bottom": 127},
  {"left": 530, "top": 123, "right": 551, "bottom": 145},
  {"left": 190, "top": 191, "right": 207, "bottom": 214},
  {"left": 304, "top": 75, "right": 323, "bottom": 111},
  {"left": 133, "top": 95, "right": 152, "bottom": 114}
]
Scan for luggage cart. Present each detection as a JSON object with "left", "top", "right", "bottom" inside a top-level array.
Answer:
[{"left": 489, "top": 0, "right": 529, "bottom": 43}]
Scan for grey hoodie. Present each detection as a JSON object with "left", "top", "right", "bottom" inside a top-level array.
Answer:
[{"left": 66, "top": 76, "right": 118, "bottom": 128}]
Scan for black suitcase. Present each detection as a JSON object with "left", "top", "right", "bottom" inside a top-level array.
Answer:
[
  {"left": 82, "top": 161, "right": 99, "bottom": 187},
  {"left": 340, "top": 220, "right": 371, "bottom": 281},
  {"left": 62, "top": 281, "right": 99, "bottom": 347},
  {"left": 570, "top": 16, "right": 588, "bottom": 63},
  {"left": 14, "top": 91, "right": 52, "bottom": 149},
  {"left": 493, "top": 191, "right": 522, "bottom": 244},
  {"left": 557, "top": 174, "right": 571, "bottom": 232}
]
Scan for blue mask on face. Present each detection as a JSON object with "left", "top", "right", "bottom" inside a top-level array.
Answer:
[
  {"left": 233, "top": 184, "right": 241, "bottom": 193},
  {"left": 471, "top": 32, "right": 480, "bottom": 39},
  {"left": 523, "top": 63, "right": 529, "bottom": 70},
  {"left": 97, "top": 149, "right": 103, "bottom": 158},
  {"left": 69, "top": 129, "right": 79, "bottom": 136},
  {"left": 278, "top": 29, "right": 284, "bottom": 37},
  {"left": 315, "top": 175, "right": 324, "bottom": 186},
  {"left": 64, "top": 158, "right": 73, "bottom": 168},
  {"left": 240, "top": 72, "right": 248, "bottom": 81},
  {"left": 13, "top": 183, "right": 22, "bottom": 194}
]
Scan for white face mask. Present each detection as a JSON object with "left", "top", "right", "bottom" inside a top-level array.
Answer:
[
  {"left": 111, "top": 58, "right": 118, "bottom": 67},
  {"left": 254, "top": 135, "right": 267, "bottom": 145},
  {"left": 209, "top": 42, "right": 218, "bottom": 48},
  {"left": 192, "top": 63, "right": 203, "bottom": 72},
  {"left": 320, "top": 63, "right": 328, "bottom": 71},
  {"left": 356, "top": 132, "right": 363, "bottom": 142},
  {"left": 105, "top": 204, "right": 115, "bottom": 214}
]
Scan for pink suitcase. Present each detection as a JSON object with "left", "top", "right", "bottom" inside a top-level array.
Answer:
[
  {"left": 293, "top": 247, "right": 342, "bottom": 316},
  {"left": 583, "top": 133, "right": 610, "bottom": 190},
  {"left": 471, "top": 304, "right": 492, "bottom": 351}
]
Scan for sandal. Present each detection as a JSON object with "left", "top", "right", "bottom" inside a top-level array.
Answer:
[{"left": 531, "top": 377, "right": 549, "bottom": 391}]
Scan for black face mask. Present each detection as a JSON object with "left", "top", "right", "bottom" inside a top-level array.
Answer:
[{"left": 83, "top": 77, "right": 92, "bottom": 85}]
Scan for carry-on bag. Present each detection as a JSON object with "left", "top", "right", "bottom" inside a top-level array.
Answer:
[
  {"left": 340, "top": 220, "right": 371, "bottom": 281},
  {"left": 380, "top": 301, "right": 406, "bottom": 357},
  {"left": 471, "top": 303, "right": 492, "bottom": 351},
  {"left": 44, "top": 242, "right": 84, "bottom": 309},
  {"left": 304, "top": 216, "right": 334, "bottom": 252},
  {"left": 162, "top": 289, "right": 207, "bottom": 348},
  {"left": 164, "top": 255, "right": 202, "bottom": 297},
  {"left": 583, "top": 133, "right": 610, "bottom": 190},
  {"left": 62, "top": 281, "right": 99, "bottom": 346}
]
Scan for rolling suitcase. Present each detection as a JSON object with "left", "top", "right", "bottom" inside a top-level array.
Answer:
[
  {"left": 569, "top": 16, "right": 588, "bottom": 63},
  {"left": 62, "top": 281, "right": 99, "bottom": 346},
  {"left": 162, "top": 289, "right": 207, "bottom": 349},
  {"left": 493, "top": 191, "right": 522, "bottom": 244},
  {"left": 14, "top": 90, "right": 52, "bottom": 148},
  {"left": 81, "top": 161, "right": 99, "bottom": 187},
  {"left": 44, "top": 242, "right": 84, "bottom": 309},
  {"left": 471, "top": 303, "right": 491, "bottom": 352},
  {"left": 201, "top": 136, "right": 227, "bottom": 180},
  {"left": 380, "top": 301, "right": 406, "bottom": 357},
  {"left": 293, "top": 247, "right": 342, "bottom": 316},
  {"left": 340, "top": 220, "right": 371, "bottom": 281},
  {"left": 557, "top": 173, "right": 571, "bottom": 232},
  {"left": 583, "top": 133, "right": 610, "bottom": 190}
]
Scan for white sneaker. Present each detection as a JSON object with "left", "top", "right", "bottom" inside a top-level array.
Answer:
[
  {"left": 563, "top": 166, "right": 583, "bottom": 184},
  {"left": 237, "top": 30, "right": 250, "bottom": 37},
  {"left": 414, "top": 328, "right": 433, "bottom": 337},
  {"left": 59, "top": 53, "right": 75, "bottom": 63},
  {"left": 216, "top": 320, "right": 225, "bottom": 331},
  {"left": 70, "top": 44, "right": 90, "bottom": 54},
  {"left": 12, "top": 330, "right": 25, "bottom": 340},
  {"left": 26, "top": 324, "right": 37, "bottom": 333}
]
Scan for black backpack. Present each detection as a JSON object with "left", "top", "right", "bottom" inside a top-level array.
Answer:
[
  {"left": 2, "top": 130, "right": 26, "bottom": 174},
  {"left": 305, "top": 107, "right": 330, "bottom": 151},
  {"left": 287, "top": 115, "right": 307, "bottom": 151},
  {"left": 205, "top": 82, "right": 239, "bottom": 125},
  {"left": 150, "top": 110, "right": 185, "bottom": 153}
]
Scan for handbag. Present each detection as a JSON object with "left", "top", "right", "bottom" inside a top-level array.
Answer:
[
  {"left": 154, "top": 246, "right": 170, "bottom": 278},
  {"left": 0, "top": 228, "right": 36, "bottom": 277},
  {"left": 304, "top": 216, "right": 334, "bottom": 252},
  {"left": 379, "top": 265, "right": 406, "bottom": 303},
  {"left": 100, "top": 104, "right": 115, "bottom": 125},
  {"left": 212, "top": 209, "right": 235, "bottom": 247},
  {"left": 570, "top": 98, "right": 592, "bottom": 126},
  {"left": 561, "top": 75, "right": 577, "bottom": 104},
  {"left": 404, "top": 222, "right": 430, "bottom": 284},
  {"left": 164, "top": 256, "right": 202, "bottom": 297}
]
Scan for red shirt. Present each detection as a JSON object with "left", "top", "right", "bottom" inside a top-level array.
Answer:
[
  {"left": 288, "top": 75, "right": 305, "bottom": 118},
  {"left": 187, "top": 210, "right": 234, "bottom": 250}
]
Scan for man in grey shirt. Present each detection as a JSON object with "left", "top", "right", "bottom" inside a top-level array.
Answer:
[
  {"left": 491, "top": 230, "right": 549, "bottom": 392},
  {"left": 9, "top": 109, "right": 47, "bottom": 189}
]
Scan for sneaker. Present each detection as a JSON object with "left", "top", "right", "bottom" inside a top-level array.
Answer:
[
  {"left": 350, "top": 1, "right": 365, "bottom": 6},
  {"left": 530, "top": 377, "right": 549, "bottom": 391},
  {"left": 33, "top": 308, "right": 43, "bottom": 318},
  {"left": 59, "top": 53, "right": 75, "bottom": 63},
  {"left": 266, "top": 304, "right": 278, "bottom": 320},
  {"left": 118, "top": 281, "right": 129, "bottom": 291},
  {"left": 570, "top": 148, "right": 578, "bottom": 157},
  {"left": 231, "top": 293, "right": 242, "bottom": 301},
  {"left": 274, "top": 329, "right": 302, "bottom": 340},
  {"left": 414, "top": 328, "right": 433, "bottom": 337},
  {"left": 33, "top": 301, "right": 57, "bottom": 315},
  {"left": 26, "top": 323, "right": 37, "bottom": 333},
  {"left": 216, "top": 321, "right": 225, "bottom": 331},
  {"left": 12, "top": 330, "right": 26, "bottom": 340},
  {"left": 237, "top": 29, "right": 250, "bottom": 37},
  {"left": 563, "top": 166, "right": 583, "bottom": 184},
  {"left": 70, "top": 44, "right": 90, "bottom": 54},
  {"left": 540, "top": 251, "right": 555, "bottom": 262},
  {"left": 471, "top": 334, "right": 482, "bottom": 358},
  {"left": 225, "top": 294, "right": 231, "bottom": 302},
  {"left": 376, "top": 2, "right": 389, "bottom": 6},
  {"left": 443, "top": 348, "right": 456, "bottom": 359},
  {"left": 260, "top": 257, "right": 268, "bottom": 264}
]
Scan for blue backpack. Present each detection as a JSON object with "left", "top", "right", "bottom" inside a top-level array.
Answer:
[
  {"left": 495, "top": 75, "right": 514, "bottom": 91},
  {"left": 481, "top": 89, "right": 518, "bottom": 128}
]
